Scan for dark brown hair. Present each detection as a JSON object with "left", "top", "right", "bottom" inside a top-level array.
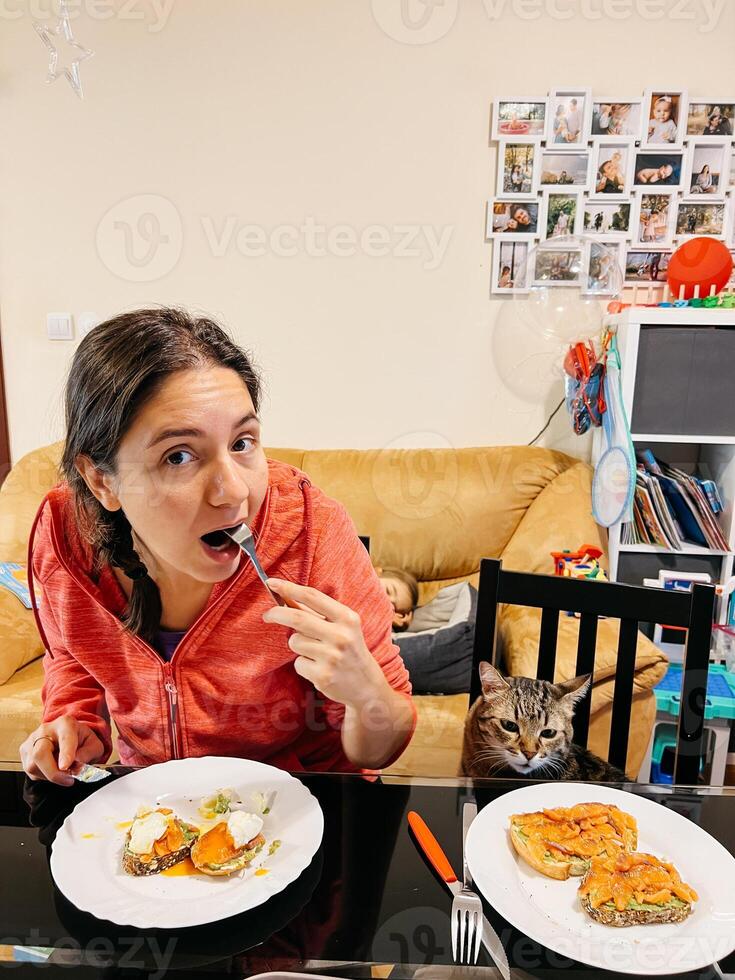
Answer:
[{"left": 60, "top": 307, "right": 262, "bottom": 645}]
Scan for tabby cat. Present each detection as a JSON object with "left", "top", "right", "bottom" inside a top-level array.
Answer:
[{"left": 461, "top": 662, "right": 628, "bottom": 781}]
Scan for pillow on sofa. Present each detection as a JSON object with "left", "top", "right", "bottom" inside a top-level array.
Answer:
[
  {"left": 0, "top": 581, "right": 45, "bottom": 685},
  {"left": 407, "top": 581, "right": 473, "bottom": 634},
  {"left": 395, "top": 584, "right": 477, "bottom": 695}
]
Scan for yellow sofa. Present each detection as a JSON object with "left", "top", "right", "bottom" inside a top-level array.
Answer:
[{"left": 0, "top": 442, "right": 667, "bottom": 776}]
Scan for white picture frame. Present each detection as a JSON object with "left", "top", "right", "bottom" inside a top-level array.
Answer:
[
  {"left": 486, "top": 198, "right": 542, "bottom": 238},
  {"left": 589, "top": 142, "right": 634, "bottom": 198},
  {"left": 538, "top": 148, "right": 591, "bottom": 192},
  {"left": 491, "top": 97, "right": 548, "bottom": 142},
  {"left": 728, "top": 145, "right": 735, "bottom": 192},
  {"left": 583, "top": 240, "right": 625, "bottom": 296},
  {"left": 686, "top": 100, "right": 735, "bottom": 140},
  {"left": 495, "top": 140, "right": 540, "bottom": 198},
  {"left": 624, "top": 247, "right": 671, "bottom": 286},
  {"left": 632, "top": 149, "right": 685, "bottom": 192},
  {"left": 642, "top": 89, "right": 688, "bottom": 147},
  {"left": 632, "top": 192, "right": 676, "bottom": 246},
  {"left": 546, "top": 88, "right": 592, "bottom": 146},
  {"left": 582, "top": 199, "right": 633, "bottom": 238},
  {"left": 532, "top": 242, "right": 584, "bottom": 287},
  {"left": 682, "top": 141, "right": 729, "bottom": 200},
  {"left": 491, "top": 237, "right": 535, "bottom": 294},
  {"left": 590, "top": 98, "right": 644, "bottom": 142},
  {"left": 542, "top": 190, "right": 582, "bottom": 240},
  {"left": 674, "top": 198, "right": 729, "bottom": 240}
]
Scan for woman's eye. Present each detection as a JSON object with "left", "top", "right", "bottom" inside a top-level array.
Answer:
[
  {"left": 500, "top": 720, "right": 519, "bottom": 733},
  {"left": 541, "top": 729, "right": 557, "bottom": 739},
  {"left": 165, "top": 449, "right": 194, "bottom": 467},
  {"left": 233, "top": 436, "right": 255, "bottom": 452}
]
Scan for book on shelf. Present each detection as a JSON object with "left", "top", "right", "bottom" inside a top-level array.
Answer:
[{"left": 621, "top": 452, "right": 730, "bottom": 552}]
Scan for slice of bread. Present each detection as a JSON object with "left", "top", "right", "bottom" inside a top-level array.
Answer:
[
  {"left": 509, "top": 821, "right": 589, "bottom": 879},
  {"left": 579, "top": 892, "right": 692, "bottom": 927},
  {"left": 122, "top": 819, "right": 200, "bottom": 876}
]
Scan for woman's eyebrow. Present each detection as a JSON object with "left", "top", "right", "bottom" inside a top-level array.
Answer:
[{"left": 146, "top": 412, "right": 259, "bottom": 449}]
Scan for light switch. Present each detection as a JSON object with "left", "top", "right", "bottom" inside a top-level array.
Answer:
[{"left": 47, "top": 313, "right": 73, "bottom": 340}]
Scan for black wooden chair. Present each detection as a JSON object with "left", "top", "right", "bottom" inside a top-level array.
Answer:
[{"left": 469, "top": 558, "right": 716, "bottom": 785}]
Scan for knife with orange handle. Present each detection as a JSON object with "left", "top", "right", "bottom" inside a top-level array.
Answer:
[{"left": 407, "top": 810, "right": 511, "bottom": 980}]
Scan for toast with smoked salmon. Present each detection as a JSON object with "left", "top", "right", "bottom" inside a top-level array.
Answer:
[
  {"left": 578, "top": 851, "right": 697, "bottom": 926},
  {"left": 510, "top": 802, "right": 637, "bottom": 880}
]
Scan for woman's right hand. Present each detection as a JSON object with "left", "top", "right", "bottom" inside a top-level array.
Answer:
[{"left": 20, "top": 718, "right": 105, "bottom": 786}]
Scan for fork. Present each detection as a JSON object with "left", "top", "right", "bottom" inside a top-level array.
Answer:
[
  {"left": 225, "top": 523, "right": 299, "bottom": 608},
  {"left": 452, "top": 801, "right": 483, "bottom": 965}
]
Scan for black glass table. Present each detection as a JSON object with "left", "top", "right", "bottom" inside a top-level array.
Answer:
[{"left": 0, "top": 762, "right": 732, "bottom": 980}]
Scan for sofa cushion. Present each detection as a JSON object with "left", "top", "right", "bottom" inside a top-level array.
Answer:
[
  {"left": 395, "top": 585, "right": 477, "bottom": 695},
  {"left": 0, "top": 656, "right": 44, "bottom": 761},
  {"left": 0, "top": 581, "right": 44, "bottom": 686}
]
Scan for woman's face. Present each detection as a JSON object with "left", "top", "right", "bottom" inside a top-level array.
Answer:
[{"left": 83, "top": 365, "right": 269, "bottom": 588}]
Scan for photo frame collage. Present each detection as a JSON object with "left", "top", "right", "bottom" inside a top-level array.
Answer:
[{"left": 487, "top": 89, "right": 735, "bottom": 294}]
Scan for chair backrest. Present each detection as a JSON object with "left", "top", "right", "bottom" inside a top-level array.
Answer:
[{"left": 470, "top": 558, "right": 715, "bottom": 785}]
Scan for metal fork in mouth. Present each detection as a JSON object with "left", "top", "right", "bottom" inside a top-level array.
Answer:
[{"left": 224, "top": 523, "right": 297, "bottom": 607}]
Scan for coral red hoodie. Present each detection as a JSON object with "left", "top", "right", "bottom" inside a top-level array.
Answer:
[{"left": 27, "top": 459, "right": 415, "bottom": 773}]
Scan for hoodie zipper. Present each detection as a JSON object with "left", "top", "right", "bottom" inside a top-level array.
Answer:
[{"left": 163, "top": 662, "right": 181, "bottom": 760}]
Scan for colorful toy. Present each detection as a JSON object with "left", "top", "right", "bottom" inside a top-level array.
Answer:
[
  {"left": 551, "top": 545, "right": 607, "bottom": 581},
  {"left": 667, "top": 237, "right": 733, "bottom": 302}
]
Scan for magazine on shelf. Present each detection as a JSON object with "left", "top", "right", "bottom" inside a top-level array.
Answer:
[{"left": 621, "top": 452, "right": 730, "bottom": 552}]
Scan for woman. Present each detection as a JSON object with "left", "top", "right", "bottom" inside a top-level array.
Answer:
[
  {"left": 692, "top": 164, "right": 713, "bottom": 194},
  {"left": 20, "top": 309, "right": 416, "bottom": 785}
]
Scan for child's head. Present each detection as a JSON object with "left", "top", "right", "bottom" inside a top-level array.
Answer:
[
  {"left": 653, "top": 96, "right": 672, "bottom": 122},
  {"left": 501, "top": 265, "right": 511, "bottom": 275},
  {"left": 377, "top": 566, "right": 419, "bottom": 632},
  {"left": 658, "top": 164, "right": 674, "bottom": 179}
]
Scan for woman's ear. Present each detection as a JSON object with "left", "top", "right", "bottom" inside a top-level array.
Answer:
[{"left": 75, "top": 454, "right": 122, "bottom": 512}]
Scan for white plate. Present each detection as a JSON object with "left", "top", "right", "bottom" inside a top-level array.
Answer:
[
  {"left": 50, "top": 756, "right": 324, "bottom": 929},
  {"left": 466, "top": 783, "right": 735, "bottom": 975}
]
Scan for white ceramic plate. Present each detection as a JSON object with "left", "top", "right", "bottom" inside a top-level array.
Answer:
[
  {"left": 50, "top": 756, "right": 324, "bottom": 928},
  {"left": 466, "top": 783, "right": 735, "bottom": 975}
]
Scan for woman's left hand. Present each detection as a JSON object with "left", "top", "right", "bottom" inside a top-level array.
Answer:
[{"left": 262, "top": 578, "right": 388, "bottom": 708}]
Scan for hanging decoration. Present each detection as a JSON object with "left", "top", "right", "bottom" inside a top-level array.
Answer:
[{"left": 34, "top": 0, "right": 93, "bottom": 100}]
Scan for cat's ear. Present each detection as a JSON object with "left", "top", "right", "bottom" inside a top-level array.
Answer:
[
  {"left": 556, "top": 674, "right": 591, "bottom": 707},
  {"left": 479, "top": 661, "right": 510, "bottom": 698}
]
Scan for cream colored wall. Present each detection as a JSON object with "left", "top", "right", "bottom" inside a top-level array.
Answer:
[{"left": 1, "top": 0, "right": 732, "bottom": 463}]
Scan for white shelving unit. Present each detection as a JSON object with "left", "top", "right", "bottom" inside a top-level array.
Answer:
[{"left": 594, "top": 307, "right": 735, "bottom": 625}]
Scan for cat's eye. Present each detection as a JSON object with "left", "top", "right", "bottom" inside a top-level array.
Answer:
[
  {"left": 540, "top": 728, "right": 557, "bottom": 738},
  {"left": 500, "top": 720, "right": 519, "bottom": 733}
]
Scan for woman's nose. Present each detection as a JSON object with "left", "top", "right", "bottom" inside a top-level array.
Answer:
[{"left": 206, "top": 455, "right": 249, "bottom": 506}]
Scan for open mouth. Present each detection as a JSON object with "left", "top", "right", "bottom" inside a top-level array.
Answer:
[{"left": 199, "top": 525, "right": 242, "bottom": 551}]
